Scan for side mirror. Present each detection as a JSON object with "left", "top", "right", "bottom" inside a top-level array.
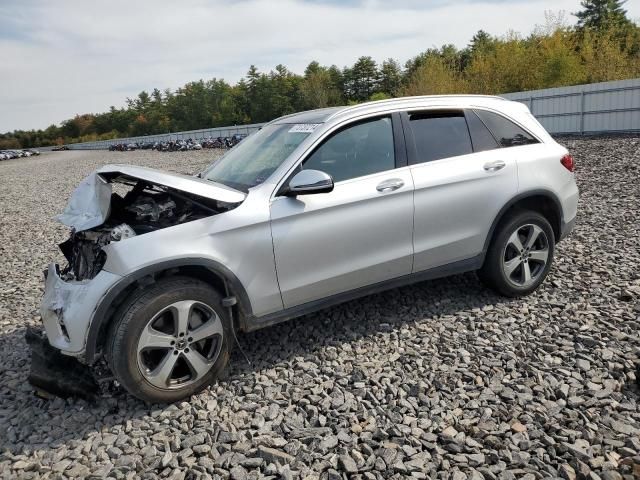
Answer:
[{"left": 286, "top": 169, "right": 334, "bottom": 196}]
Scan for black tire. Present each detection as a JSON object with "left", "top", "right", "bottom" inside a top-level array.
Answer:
[
  {"left": 106, "top": 276, "right": 232, "bottom": 403},
  {"left": 479, "top": 210, "right": 555, "bottom": 297}
]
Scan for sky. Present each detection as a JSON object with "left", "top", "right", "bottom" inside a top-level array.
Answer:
[{"left": 1, "top": 0, "right": 639, "bottom": 132}]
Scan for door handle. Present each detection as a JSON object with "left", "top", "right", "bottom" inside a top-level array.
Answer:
[
  {"left": 376, "top": 179, "right": 404, "bottom": 192},
  {"left": 483, "top": 160, "right": 506, "bottom": 172}
]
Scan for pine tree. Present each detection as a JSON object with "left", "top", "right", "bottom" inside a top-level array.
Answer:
[
  {"left": 468, "top": 30, "right": 494, "bottom": 55},
  {"left": 574, "top": 0, "right": 631, "bottom": 30},
  {"left": 378, "top": 59, "right": 402, "bottom": 97},
  {"left": 348, "top": 56, "right": 378, "bottom": 102}
]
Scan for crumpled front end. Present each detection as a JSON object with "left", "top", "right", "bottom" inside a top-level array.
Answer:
[
  {"left": 32, "top": 165, "right": 245, "bottom": 398},
  {"left": 32, "top": 263, "right": 121, "bottom": 399},
  {"left": 54, "top": 166, "right": 241, "bottom": 283},
  {"left": 39, "top": 166, "right": 243, "bottom": 355},
  {"left": 40, "top": 263, "right": 122, "bottom": 355}
]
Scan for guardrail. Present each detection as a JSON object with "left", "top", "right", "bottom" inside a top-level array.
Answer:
[
  {"left": 46, "top": 78, "right": 640, "bottom": 150},
  {"left": 61, "top": 123, "right": 266, "bottom": 151}
]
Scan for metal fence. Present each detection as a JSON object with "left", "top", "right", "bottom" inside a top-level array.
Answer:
[
  {"left": 502, "top": 78, "right": 640, "bottom": 135},
  {"left": 58, "top": 123, "right": 265, "bottom": 151},
  {"left": 48, "top": 78, "right": 640, "bottom": 151}
]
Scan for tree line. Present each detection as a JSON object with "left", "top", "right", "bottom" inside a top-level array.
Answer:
[{"left": 2, "top": 0, "right": 638, "bottom": 149}]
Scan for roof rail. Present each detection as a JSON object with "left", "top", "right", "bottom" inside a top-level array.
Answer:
[{"left": 326, "top": 94, "right": 506, "bottom": 120}]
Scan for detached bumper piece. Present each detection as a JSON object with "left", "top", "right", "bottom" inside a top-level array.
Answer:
[{"left": 25, "top": 327, "right": 99, "bottom": 401}]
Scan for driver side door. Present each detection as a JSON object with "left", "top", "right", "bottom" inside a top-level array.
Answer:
[{"left": 269, "top": 114, "right": 415, "bottom": 308}]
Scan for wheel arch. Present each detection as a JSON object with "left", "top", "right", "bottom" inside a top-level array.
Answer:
[
  {"left": 84, "top": 258, "right": 252, "bottom": 364},
  {"left": 483, "top": 190, "right": 564, "bottom": 259}
]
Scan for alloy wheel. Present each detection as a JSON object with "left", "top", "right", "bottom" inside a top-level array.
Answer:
[
  {"left": 136, "top": 300, "right": 223, "bottom": 390},
  {"left": 502, "top": 223, "right": 550, "bottom": 288}
]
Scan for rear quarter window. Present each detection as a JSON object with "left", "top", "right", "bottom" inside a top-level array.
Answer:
[{"left": 474, "top": 109, "right": 539, "bottom": 147}]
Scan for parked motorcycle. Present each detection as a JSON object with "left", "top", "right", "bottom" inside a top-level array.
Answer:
[{"left": 109, "top": 134, "right": 245, "bottom": 153}]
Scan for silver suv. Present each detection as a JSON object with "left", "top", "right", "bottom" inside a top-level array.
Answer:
[{"left": 40, "top": 95, "right": 578, "bottom": 402}]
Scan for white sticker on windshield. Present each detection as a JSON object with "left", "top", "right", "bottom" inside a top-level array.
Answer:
[{"left": 289, "top": 123, "right": 321, "bottom": 133}]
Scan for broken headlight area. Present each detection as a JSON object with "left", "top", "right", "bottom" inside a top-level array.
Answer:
[{"left": 58, "top": 175, "right": 237, "bottom": 281}]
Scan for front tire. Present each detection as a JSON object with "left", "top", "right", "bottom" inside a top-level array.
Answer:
[
  {"left": 479, "top": 211, "right": 555, "bottom": 297},
  {"left": 107, "top": 277, "right": 232, "bottom": 403}
]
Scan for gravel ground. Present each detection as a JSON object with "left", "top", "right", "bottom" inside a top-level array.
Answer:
[{"left": 0, "top": 138, "right": 639, "bottom": 479}]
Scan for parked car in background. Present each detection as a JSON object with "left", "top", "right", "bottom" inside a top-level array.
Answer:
[
  {"left": 37, "top": 95, "right": 578, "bottom": 402},
  {"left": 0, "top": 149, "right": 39, "bottom": 159}
]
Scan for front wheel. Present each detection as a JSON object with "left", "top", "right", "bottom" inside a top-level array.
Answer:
[
  {"left": 107, "top": 277, "right": 232, "bottom": 403},
  {"left": 479, "top": 211, "right": 555, "bottom": 297}
]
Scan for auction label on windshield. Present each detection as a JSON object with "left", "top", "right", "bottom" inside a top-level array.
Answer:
[{"left": 289, "top": 123, "right": 321, "bottom": 133}]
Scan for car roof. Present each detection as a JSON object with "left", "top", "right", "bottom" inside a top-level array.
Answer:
[
  {"left": 272, "top": 95, "right": 509, "bottom": 125},
  {"left": 273, "top": 107, "right": 344, "bottom": 124}
]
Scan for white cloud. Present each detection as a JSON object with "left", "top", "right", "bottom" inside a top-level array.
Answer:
[{"left": 0, "top": 0, "right": 637, "bottom": 131}]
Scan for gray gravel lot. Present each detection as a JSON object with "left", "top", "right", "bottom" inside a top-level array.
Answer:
[{"left": 0, "top": 138, "right": 639, "bottom": 479}]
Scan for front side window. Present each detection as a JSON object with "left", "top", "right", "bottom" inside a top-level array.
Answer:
[
  {"left": 407, "top": 111, "right": 473, "bottom": 164},
  {"left": 303, "top": 116, "right": 395, "bottom": 183},
  {"left": 474, "top": 109, "right": 539, "bottom": 147}
]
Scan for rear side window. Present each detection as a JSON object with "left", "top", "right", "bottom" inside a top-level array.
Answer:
[
  {"left": 474, "top": 109, "right": 539, "bottom": 147},
  {"left": 407, "top": 111, "right": 472, "bottom": 163}
]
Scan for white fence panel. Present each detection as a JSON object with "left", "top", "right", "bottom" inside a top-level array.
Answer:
[{"left": 503, "top": 78, "right": 640, "bottom": 134}]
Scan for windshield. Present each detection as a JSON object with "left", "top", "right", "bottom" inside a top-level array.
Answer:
[{"left": 202, "top": 124, "right": 314, "bottom": 192}]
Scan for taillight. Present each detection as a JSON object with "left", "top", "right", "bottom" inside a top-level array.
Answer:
[{"left": 560, "top": 154, "right": 575, "bottom": 172}]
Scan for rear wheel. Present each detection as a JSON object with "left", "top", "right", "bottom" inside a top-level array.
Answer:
[
  {"left": 107, "top": 277, "right": 232, "bottom": 403},
  {"left": 479, "top": 211, "right": 555, "bottom": 297}
]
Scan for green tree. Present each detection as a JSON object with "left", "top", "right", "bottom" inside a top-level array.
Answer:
[
  {"left": 304, "top": 61, "right": 322, "bottom": 77},
  {"left": 580, "top": 25, "right": 639, "bottom": 81},
  {"left": 0, "top": 137, "right": 21, "bottom": 149},
  {"left": 369, "top": 92, "right": 390, "bottom": 101},
  {"left": 402, "top": 56, "right": 468, "bottom": 96},
  {"left": 327, "top": 65, "right": 345, "bottom": 102},
  {"left": 465, "top": 32, "right": 541, "bottom": 93},
  {"left": 344, "top": 56, "right": 378, "bottom": 102},
  {"left": 537, "top": 29, "right": 587, "bottom": 87},
  {"left": 378, "top": 59, "right": 402, "bottom": 97},
  {"left": 301, "top": 68, "right": 342, "bottom": 109},
  {"left": 575, "top": 0, "right": 632, "bottom": 30},
  {"left": 468, "top": 30, "right": 495, "bottom": 55}
]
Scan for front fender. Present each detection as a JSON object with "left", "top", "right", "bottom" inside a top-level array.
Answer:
[{"left": 84, "top": 257, "right": 253, "bottom": 364}]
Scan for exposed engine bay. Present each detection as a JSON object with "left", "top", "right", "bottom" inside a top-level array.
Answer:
[{"left": 58, "top": 173, "right": 238, "bottom": 281}]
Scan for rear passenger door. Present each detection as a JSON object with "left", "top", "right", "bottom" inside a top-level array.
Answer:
[{"left": 402, "top": 109, "right": 519, "bottom": 272}]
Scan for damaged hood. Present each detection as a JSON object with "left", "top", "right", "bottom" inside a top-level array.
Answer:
[
  {"left": 97, "top": 164, "right": 245, "bottom": 203},
  {"left": 56, "top": 172, "right": 112, "bottom": 231},
  {"left": 57, "top": 164, "right": 245, "bottom": 231}
]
